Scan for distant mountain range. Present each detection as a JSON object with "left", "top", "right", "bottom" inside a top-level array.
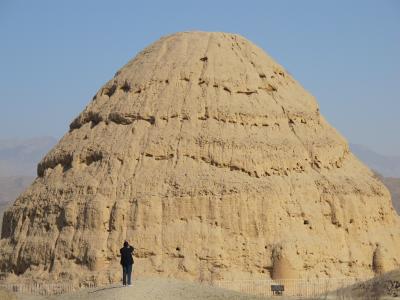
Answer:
[
  {"left": 0, "top": 137, "right": 57, "bottom": 228},
  {"left": 0, "top": 137, "right": 57, "bottom": 177},
  {"left": 0, "top": 137, "right": 56, "bottom": 205},
  {"left": 349, "top": 144, "right": 400, "bottom": 214},
  {"left": 350, "top": 144, "right": 400, "bottom": 178},
  {"left": 0, "top": 176, "right": 34, "bottom": 203},
  {"left": 379, "top": 176, "right": 400, "bottom": 214}
]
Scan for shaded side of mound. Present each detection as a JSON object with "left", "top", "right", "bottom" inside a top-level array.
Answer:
[{"left": 0, "top": 201, "right": 11, "bottom": 234}]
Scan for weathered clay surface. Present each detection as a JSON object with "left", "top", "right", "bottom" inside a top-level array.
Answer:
[{"left": 1, "top": 32, "right": 399, "bottom": 284}]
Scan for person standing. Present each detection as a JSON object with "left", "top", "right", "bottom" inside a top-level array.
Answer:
[{"left": 120, "top": 240, "right": 134, "bottom": 286}]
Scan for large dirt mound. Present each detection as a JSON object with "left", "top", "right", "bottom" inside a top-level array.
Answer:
[{"left": 1, "top": 31, "right": 399, "bottom": 284}]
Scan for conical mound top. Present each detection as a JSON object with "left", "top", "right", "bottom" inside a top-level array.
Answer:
[
  {"left": 1, "top": 31, "right": 399, "bottom": 286},
  {"left": 115, "top": 31, "right": 286, "bottom": 88},
  {"left": 69, "top": 31, "right": 318, "bottom": 137},
  {"left": 112, "top": 31, "right": 293, "bottom": 94}
]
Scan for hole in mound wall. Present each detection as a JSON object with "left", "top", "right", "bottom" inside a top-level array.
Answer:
[
  {"left": 103, "top": 84, "right": 117, "bottom": 97},
  {"left": 148, "top": 116, "right": 156, "bottom": 125},
  {"left": 69, "top": 111, "right": 103, "bottom": 131},
  {"left": 223, "top": 87, "right": 231, "bottom": 93},
  {"left": 37, "top": 153, "right": 73, "bottom": 176},
  {"left": 267, "top": 84, "right": 277, "bottom": 92},
  {"left": 120, "top": 81, "right": 131, "bottom": 93},
  {"left": 90, "top": 115, "right": 102, "bottom": 128},
  {"left": 82, "top": 151, "right": 103, "bottom": 166},
  {"left": 237, "top": 90, "right": 257, "bottom": 95},
  {"left": 62, "top": 158, "right": 73, "bottom": 172}
]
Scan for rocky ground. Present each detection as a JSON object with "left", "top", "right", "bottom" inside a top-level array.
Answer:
[{"left": 336, "top": 269, "right": 400, "bottom": 299}]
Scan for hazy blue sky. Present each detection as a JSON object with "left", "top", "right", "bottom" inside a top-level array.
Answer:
[{"left": 0, "top": 0, "right": 399, "bottom": 155}]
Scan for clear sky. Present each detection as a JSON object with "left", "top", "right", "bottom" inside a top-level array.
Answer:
[{"left": 0, "top": 0, "right": 399, "bottom": 155}]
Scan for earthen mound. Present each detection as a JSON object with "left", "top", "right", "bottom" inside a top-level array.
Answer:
[{"left": 1, "top": 32, "right": 399, "bottom": 284}]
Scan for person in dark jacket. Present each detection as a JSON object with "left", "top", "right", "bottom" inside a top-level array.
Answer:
[{"left": 120, "top": 240, "right": 134, "bottom": 286}]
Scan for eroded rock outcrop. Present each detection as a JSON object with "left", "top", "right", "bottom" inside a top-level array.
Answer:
[{"left": 1, "top": 32, "right": 399, "bottom": 284}]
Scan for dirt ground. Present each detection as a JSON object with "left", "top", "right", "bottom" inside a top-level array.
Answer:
[
  {"left": 6, "top": 278, "right": 270, "bottom": 300},
  {"left": 3, "top": 272, "right": 400, "bottom": 300}
]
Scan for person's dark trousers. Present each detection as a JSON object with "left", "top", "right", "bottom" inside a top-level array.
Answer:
[{"left": 122, "top": 264, "right": 133, "bottom": 285}]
